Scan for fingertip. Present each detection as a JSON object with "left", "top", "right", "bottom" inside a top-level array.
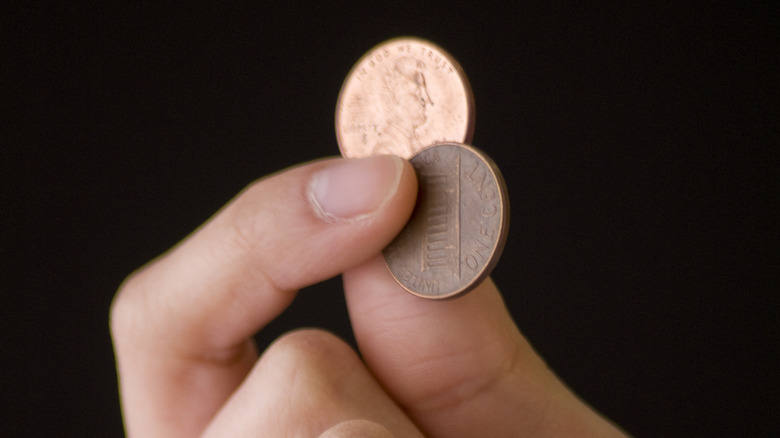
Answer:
[{"left": 308, "top": 155, "right": 416, "bottom": 223}]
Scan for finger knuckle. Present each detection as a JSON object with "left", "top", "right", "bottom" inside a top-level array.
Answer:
[
  {"left": 224, "top": 178, "right": 284, "bottom": 256},
  {"left": 218, "top": 180, "right": 300, "bottom": 289},
  {"left": 264, "top": 328, "right": 353, "bottom": 369},
  {"left": 260, "top": 329, "right": 360, "bottom": 400},
  {"left": 109, "top": 267, "right": 150, "bottom": 342}
]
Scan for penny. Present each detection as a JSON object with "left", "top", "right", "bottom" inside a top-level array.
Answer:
[
  {"left": 335, "top": 37, "right": 475, "bottom": 159},
  {"left": 383, "top": 143, "right": 509, "bottom": 299}
]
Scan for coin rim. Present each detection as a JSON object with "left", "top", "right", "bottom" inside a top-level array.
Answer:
[
  {"left": 383, "top": 142, "right": 509, "bottom": 300},
  {"left": 335, "top": 37, "right": 476, "bottom": 158}
]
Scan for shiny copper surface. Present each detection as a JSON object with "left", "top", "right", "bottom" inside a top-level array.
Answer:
[{"left": 336, "top": 37, "right": 474, "bottom": 159}]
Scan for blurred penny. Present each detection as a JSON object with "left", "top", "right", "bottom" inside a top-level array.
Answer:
[
  {"left": 383, "top": 143, "right": 509, "bottom": 299},
  {"left": 336, "top": 37, "right": 474, "bottom": 159}
]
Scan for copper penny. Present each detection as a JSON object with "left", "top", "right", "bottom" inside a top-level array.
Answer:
[
  {"left": 335, "top": 37, "right": 475, "bottom": 159},
  {"left": 383, "top": 143, "right": 509, "bottom": 299}
]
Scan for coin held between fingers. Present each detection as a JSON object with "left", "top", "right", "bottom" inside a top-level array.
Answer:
[
  {"left": 383, "top": 143, "right": 509, "bottom": 299},
  {"left": 335, "top": 37, "right": 508, "bottom": 299}
]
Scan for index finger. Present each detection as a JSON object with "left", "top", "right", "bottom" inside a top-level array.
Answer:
[
  {"left": 343, "top": 258, "right": 628, "bottom": 437},
  {"left": 110, "top": 155, "right": 417, "bottom": 437}
]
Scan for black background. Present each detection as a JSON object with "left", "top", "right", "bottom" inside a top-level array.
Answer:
[{"left": 3, "top": 2, "right": 775, "bottom": 436}]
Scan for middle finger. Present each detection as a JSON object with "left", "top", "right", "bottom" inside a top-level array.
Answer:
[{"left": 201, "top": 329, "right": 423, "bottom": 437}]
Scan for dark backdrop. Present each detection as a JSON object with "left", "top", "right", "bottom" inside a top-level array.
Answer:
[{"left": 4, "top": 3, "right": 775, "bottom": 436}]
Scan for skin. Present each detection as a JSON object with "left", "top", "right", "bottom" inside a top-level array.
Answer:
[{"left": 110, "top": 155, "right": 629, "bottom": 437}]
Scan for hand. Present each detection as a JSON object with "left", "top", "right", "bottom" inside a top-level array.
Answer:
[{"left": 110, "top": 155, "right": 627, "bottom": 437}]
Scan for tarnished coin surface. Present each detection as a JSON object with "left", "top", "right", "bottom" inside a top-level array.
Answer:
[
  {"left": 336, "top": 37, "right": 475, "bottom": 159},
  {"left": 383, "top": 143, "right": 509, "bottom": 299}
]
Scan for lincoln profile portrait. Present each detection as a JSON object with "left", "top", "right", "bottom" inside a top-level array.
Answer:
[{"left": 373, "top": 57, "right": 433, "bottom": 157}]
